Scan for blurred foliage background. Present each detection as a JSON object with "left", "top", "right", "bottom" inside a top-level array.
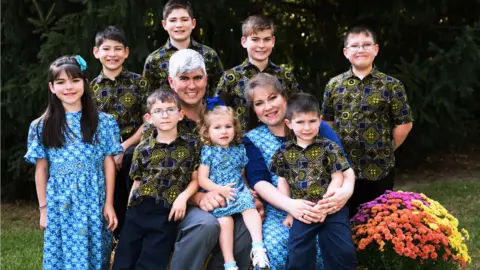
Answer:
[{"left": 2, "top": 0, "right": 480, "bottom": 200}]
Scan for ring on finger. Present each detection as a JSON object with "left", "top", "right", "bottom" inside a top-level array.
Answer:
[{"left": 302, "top": 214, "right": 305, "bottom": 219}]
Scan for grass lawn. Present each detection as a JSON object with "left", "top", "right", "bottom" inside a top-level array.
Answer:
[{"left": 1, "top": 178, "right": 478, "bottom": 269}]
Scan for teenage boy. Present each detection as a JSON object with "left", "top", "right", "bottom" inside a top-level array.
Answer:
[
  {"left": 216, "top": 14, "right": 301, "bottom": 127},
  {"left": 271, "top": 93, "right": 357, "bottom": 270},
  {"left": 322, "top": 26, "right": 414, "bottom": 218},
  {"left": 113, "top": 90, "right": 200, "bottom": 269},
  {"left": 143, "top": 0, "right": 223, "bottom": 97},
  {"left": 90, "top": 26, "right": 148, "bottom": 239}
]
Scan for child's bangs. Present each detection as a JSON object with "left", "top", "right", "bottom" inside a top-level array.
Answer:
[{"left": 51, "top": 64, "right": 84, "bottom": 81}]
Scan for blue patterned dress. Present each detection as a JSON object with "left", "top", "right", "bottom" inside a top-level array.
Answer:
[
  {"left": 200, "top": 144, "right": 256, "bottom": 218},
  {"left": 245, "top": 125, "right": 324, "bottom": 270},
  {"left": 25, "top": 111, "right": 123, "bottom": 270}
]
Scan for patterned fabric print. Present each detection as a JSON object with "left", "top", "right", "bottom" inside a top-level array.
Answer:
[
  {"left": 140, "top": 116, "right": 198, "bottom": 142},
  {"left": 129, "top": 130, "right": 199, "bottom": 208},
  {"left": 270, "top": 137, "right": 350, "bottom": 202},
  {"left": 25, "top": 112, "right": 123, "bottom": 270},
  {"left": 142, "top": 38, "right": 224, "bottom": 97},
  {"left": 91, "top": 69, "right": 148, "bottom": 142},
  {"left": 322, "top": 68, "right": 413, "bottom": 181},
  {"left": 245, "top": 125, "right": 324, "bottom": 270},
  {"left": 215, "top": 59, "right": 301, "bottom": 128},
  {"left": 201, "top": 145, "right": 255, "bottom": 218}
]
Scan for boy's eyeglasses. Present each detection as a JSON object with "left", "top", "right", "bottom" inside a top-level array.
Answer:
[
  {"left": 150, "top": 108, "right": 179, "bottom": 116},
  {"left": 346, "top": 43, "right": 375, "bottom": 52}
]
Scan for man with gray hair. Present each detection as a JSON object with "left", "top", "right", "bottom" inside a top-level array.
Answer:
[{"left": 164, "top": 49, "right": 253, "bottom": 270}]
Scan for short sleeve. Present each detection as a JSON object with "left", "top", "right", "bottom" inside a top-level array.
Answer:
[
  {"left": 100, "top": 113, "right": 123, "bottom": 156},
  {"left": 390, "top": 80, "right": 414, "bottom": 125},
  {"left": 270, "top": 149, "right": 287, "bottom": 178},
  {"left": 200, "top": 146, "right": 213, "bottom": 167},
  {"left": 322, "top": 79, "right": 335, "bottom": 121},
  {"left": 129, "top": 144, "right": 144, "bottom": 181},
  {"left": 239, "top": 144, "right": 249, "bottom": 168},
  {"left": 324, "top": 140, "right": 350, "bottom": 174},
  {"left": 24, "top": 119, "right": 47, "bottom": 164},
  {"left": 243, "top": 136, "right": 272, "bottom": 188}
]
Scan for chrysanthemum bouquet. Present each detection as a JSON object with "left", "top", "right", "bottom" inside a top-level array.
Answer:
[{"left": 351, "top": 190, "right": 471, "bottom": 270}]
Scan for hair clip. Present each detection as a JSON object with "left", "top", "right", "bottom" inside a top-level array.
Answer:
[
  {"left": 206, "top": 96, "right": 225, "bottom": 111},
  {"left": 75, "top": 55, "right": 87, "bottom": 71}
]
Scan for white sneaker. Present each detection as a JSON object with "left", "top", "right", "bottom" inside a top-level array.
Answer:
[
  {"left": 225, "top": 267, "right": 238, "bottom": 270},
  {"left": 250, "top": 247, "right": 271, "bottom": 269}
]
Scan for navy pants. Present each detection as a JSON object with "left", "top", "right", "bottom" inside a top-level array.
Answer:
[
  {"left": 347, "top": 170, "right": 395, "bottom": 218},
  {"left": 113, "top": 144, "right": 136, "bottom": 240},
  {"left": 286, "top": 206, "right": 357, "bottom": 270},
  {"left": 113, "top": 199, "right": 177, "bottom": 270}
]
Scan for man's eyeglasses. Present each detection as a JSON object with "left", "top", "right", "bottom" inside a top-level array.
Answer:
[
  {"left": 150, "top": 108, "right": 179, "bottom": 116},
  {"left": 346, "top": 43, "right": 376, "bottom": 52}
]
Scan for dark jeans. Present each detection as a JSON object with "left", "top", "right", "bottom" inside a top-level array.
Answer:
[
  {"left": 347, "top": 169, "right": 395, "bottom": 218},
  {"left": 113, "top": 144, "right": 136, "bottom": 240},
  {"left": 286, "top": 206, "right": 357, "bottom": 270},
  {"left": 113, "top": 199, "right": 177, "bottom": 270}
]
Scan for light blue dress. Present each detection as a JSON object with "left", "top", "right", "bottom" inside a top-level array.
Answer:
[
  {"left": 200, "top": 144, "right": 256, "bottom": 218},
  {"left": 245, "top": 125, "right": 324, "bottom": 270},
  {"left": 25, "top": 111, "right": 123, "bottom": 270}
]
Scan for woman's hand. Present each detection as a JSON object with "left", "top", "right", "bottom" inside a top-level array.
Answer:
[
  {"left": 316, "top": 187, "right": 352, "bottom": 215},
  {"left": 103, "top": 204, "right": 118, "bottom": 231},
  {"left": 285, "top": 199, "right": 319, "bottom": 224},
  {"left": 39, "top": 208, "right": 47, "bottom": 230}
]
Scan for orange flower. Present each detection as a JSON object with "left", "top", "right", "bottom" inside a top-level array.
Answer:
[{"left": 431, "top": 252, "right": 438, "bottom": 260}]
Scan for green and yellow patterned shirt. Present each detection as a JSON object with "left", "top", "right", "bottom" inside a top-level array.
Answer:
[
  {"left": 322, "top": 68, "right": 413, "bottom": 181},
  {"left": 270, "top": 137, "right": 350, "bottom": 202},
  {"left": 142, "top": 38, "right": 224, "bottom": 97},
  {"left": 91, "top": 69, "right": 148, "bottom": 142},
  {"left": 129, "top": 129, "right": 199, "bottom": 208},
  {"left": 215, "top": 59, "right": 301, "bottom": 127}
]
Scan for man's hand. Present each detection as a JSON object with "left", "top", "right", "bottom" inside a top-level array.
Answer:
[{"left": 199, "top": 191, "right": 226, "bottom": 212}]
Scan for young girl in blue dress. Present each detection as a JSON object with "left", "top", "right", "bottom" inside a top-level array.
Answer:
[
  {"left": 25, "top": 55, "right": 123, "bottom": 270},
  {"left": 198, "top": 98, "right": 271, "bottom": 270}
]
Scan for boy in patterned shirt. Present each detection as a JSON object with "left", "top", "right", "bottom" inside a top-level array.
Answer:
[
  {"left": 322, "top": 26, "right": 413, "bottom": 218},
  {"left": 90, "top": 26, "right": 149, "bottom": 239},
  {"left": 216, "top": 14, "right": 301, "bottom": 127},
  {"left": 113, "top": 90, "right": 199, "bottom": 269},
  {"left": 143, "top": 0, "right": 223, "bottom": 97},
  {"left": 270, "top": 93, "right": 357, "bottom": 270}
]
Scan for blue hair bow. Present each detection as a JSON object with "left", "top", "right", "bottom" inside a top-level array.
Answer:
[
  {"left": 206, "top": 97, "right": 225, "bottom": 111},
  {"left": 75, "top": 55, "right": 87, "bottom": 71}
]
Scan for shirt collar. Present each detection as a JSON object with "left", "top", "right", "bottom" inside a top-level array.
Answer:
[
  {"left": 95, "top": 68, "right": 130, "bottom": 83},
  {"left": 285, "top": 134, "right": 324, "bottom": 149},
  {"left": 239, "top": 58, "right": 280, "bottom": 72},
  {"left": 147, "top": 129, "right": 191, "bottom": 148},
  {"left": 342, "top": 65, "right": 380, "bottom": 81},
  {"left": 163, "top": 38, "right": 201, "bottom": 51}
]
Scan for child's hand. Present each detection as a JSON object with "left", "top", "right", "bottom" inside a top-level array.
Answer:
[
  {"left": 169, "top": 194, "right": 188, "bottom": 222},
  {"left": 113, "top": 152, "right": 124, "bottom": 171},
  {"left": 282, "top": 214, "right": 294, "bottom": 228},
  {"left": 39, "top": 208, "right": 47, "bottom": 231},
  {"left": 103, "top": 204, "right": 118, "bottom": 231},
  {"left": 219, "top": 183, "right": 237, "bottom": 204}
]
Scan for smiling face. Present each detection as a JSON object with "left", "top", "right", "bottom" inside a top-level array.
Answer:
[
  {"left": 250, "top": 86, "right": 287, "bottom": 127},
  {"left": 207, "top": 112, "right": 235, "bottom": 148},
  {"left": 49, "top": 70, "right": 85, "bottom": 111},
  {"left": 162, "top": 8, "right": 196, "bottom": 43},
  {"left": 145, "top": 100, "right": 184, "bottom": 132},
  {"left": 93, "top": 39, "right": 129, "bottom": 74},
  {"left": 343, "top": 32, "right": 379, "bottom": 71},
  {"left": 285, "top": 112, "right": 321, "bottom": 146},
  {"left": 168, "top": 68, "right": 207, "bottom": 107},
  {"left": 241, "top": 29, "right": 275, "bottom": 66}
]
